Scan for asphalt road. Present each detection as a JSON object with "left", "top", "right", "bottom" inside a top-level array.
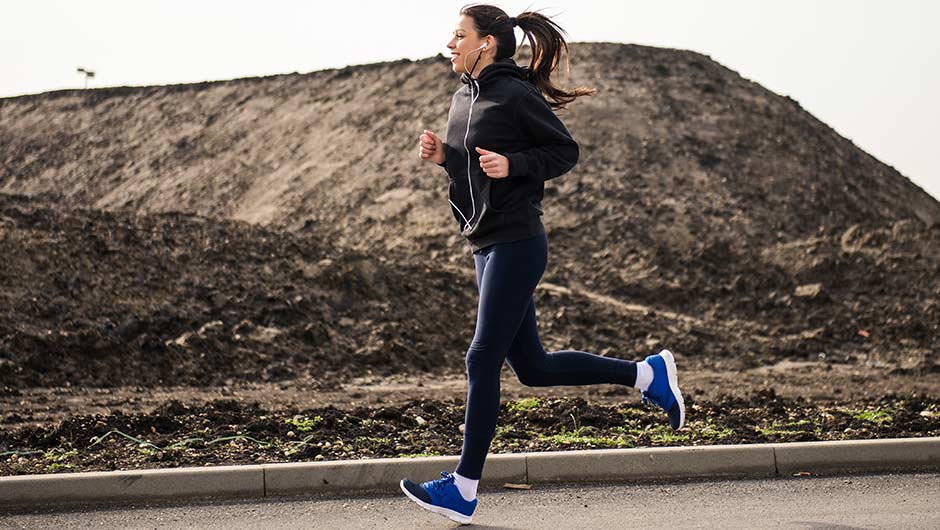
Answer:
[{"left": 2, "top": 471, "right": 938, "bottom": 529}]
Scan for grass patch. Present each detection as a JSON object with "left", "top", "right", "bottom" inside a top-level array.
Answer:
[
  {"left": 397, "top": 451, "right": 443, "bottom": 458},
  {"left": 505, "top": 398, "right": 542, "bottom": 414},
  {"left": 753, "top": 417, "right": 820, "bottom": 437},
  {"left": 43, "top": 448, "right": 79, "bottom": 471},
  {"left": 537, "top": 431, "right": 634, "bottom": 448},
  {"left": 617, "top": 421, "right": 728, "bottom": 443},
  {"left": 650, "top": 431, "right": 690, "bottom": 443},
  {"left": 615, "top": 423, "right": 649, "bottom": 436},
  {"left": 693, "top": 423, "right": 735, "bottom": 440},
  {"left": 847, "top": 408, "right": 894, "bottom": 426},
  {"left": 536, "top": 423, "right": 634, "bottom": 448},
  {"left": 754, "top": 425, "right": 808, "bottom": 437},
  {"left": 638, "top": 424, "right": 691, "bottom": 443}
]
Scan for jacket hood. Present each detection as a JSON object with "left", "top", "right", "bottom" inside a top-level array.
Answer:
[{"left": 460, "top": 56, "right": 529, "bottom": 86}]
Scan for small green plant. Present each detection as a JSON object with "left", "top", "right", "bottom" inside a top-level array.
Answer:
[
  {"left": 354, "top": 436, "right": 391, "bottom": 445},
  {"left": 494, "top": 425, "right": 514, "bottom": 439},
  {"left": 43, "top": 448, "right": 79, "bottom": 471},
  {"left": 284, "top": 415, "right": 323, "bottom": 432},
  {"left": 282, "top": 436, "right": 318, "bottom": 456},
  {"left": 848, "top": 408, "right": 894, "bottom": 426},
  {"left": 506, "top": 398, "right": 542, "bottom": 414},
  {"left": 569, "top": 412, "right": 580, "bottom": 432}
]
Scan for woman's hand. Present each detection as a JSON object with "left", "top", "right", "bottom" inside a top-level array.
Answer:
[
  {"left": 475, "top": 147, "right": 509, "bottom": 179},
  {"left": 418, "top": 129, "right": 445, "bottom": 165}
]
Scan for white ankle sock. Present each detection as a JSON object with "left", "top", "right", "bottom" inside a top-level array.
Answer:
[
  {"left": 634, "top": 360, "right": 653, "bottom": 392},
  {"left": 453, "top": 471, "right": 478, "bottom": 501}
]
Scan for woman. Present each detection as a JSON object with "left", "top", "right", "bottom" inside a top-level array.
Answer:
[{"left": 401, "top": 4, "right": 685, "bottom": 524}]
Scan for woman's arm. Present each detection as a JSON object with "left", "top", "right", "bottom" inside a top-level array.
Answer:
[
  {"left": 437, "top": 142, "right": 457, "bottom": 168},
  {"left": 438, "top": 141, "right": 466, "bottom": 174},
  {"left": 504, "top": 90, "right": 580, "bottom": 181}
]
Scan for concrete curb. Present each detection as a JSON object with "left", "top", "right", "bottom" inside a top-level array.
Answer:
[
  {"left": 263, "top": 452, "right": 526, "bottom": 496},
  {"left": 774, "top": 437, "right": 940, "bottom": 474},
  {"left": 1, "top": 437, "right": 938, "bottom": 509},
  {"left": 0, "top": 464, "right": 263, "bottom": 507}
]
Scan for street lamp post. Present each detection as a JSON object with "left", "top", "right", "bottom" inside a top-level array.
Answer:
[{"left": 76, "top": 67, "right": 95, "bottom": 89}]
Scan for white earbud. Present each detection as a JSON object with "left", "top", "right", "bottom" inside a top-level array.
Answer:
[{"left": 449, "top": 43, "right": 486, "bottom": 234}]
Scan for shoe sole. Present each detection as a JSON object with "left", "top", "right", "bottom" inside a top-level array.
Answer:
[
  {"left": 399, "top": 479, "right": 473, "bottom": 525},
  {"left": 660, "top": 349, "right": 686, "bottom": 430}
]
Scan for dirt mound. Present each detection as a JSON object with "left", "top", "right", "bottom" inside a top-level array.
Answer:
[
  {"left": 0, "top": 192, "right": 474, "bottom": 389},
  {"left": 567, "top": 218, "right": 940, "bottom": 371},
  {"left": 1, "top": 190, "right": 936, "bottom": 391},
  {"left": 0, "top": 42, "right": 938, "bottom": 391},
  {"left": 1, "top": 43, "right": 937, "bottom": 256}
]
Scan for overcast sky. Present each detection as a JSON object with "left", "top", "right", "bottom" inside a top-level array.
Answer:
[{"left": 3, "top": 0, "right": 938, "bottom": 201}]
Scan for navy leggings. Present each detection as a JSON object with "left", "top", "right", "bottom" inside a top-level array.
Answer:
[{"left": 454, "top": 232, "right": 638, "bottom": 480}]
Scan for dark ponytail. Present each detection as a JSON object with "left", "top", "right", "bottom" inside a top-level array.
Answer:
[{"left": 460, "top": 3, "right": 596, "bottom": 110}]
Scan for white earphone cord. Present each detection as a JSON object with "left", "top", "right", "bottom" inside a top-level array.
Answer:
[{"left": 448, "top": 42, "right": 487, "bottom": 233}]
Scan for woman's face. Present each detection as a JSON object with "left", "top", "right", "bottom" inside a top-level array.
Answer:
[{"left": 447, "top": 14, "right": 493, "bottom": 75}]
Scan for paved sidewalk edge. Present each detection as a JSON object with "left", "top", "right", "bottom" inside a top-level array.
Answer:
[{"left": 1, "top": 437, "right": 938, "bottom": 508}]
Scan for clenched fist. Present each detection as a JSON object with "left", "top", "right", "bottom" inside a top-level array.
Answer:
[
  {"left": 418, "top": 129, "right": 445, "bottom": 165},
  {"left": 476, "top": 146, "right": 509, "bottom": 179}
]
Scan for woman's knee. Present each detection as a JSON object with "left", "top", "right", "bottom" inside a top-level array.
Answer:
[
  {"left": 465, "top": 344, "right": 504, "bottom": 378},
  {"left": 508, "top": 357, "right": 550, "bottom": 387}
]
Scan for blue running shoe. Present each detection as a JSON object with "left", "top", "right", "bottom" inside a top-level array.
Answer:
[
  {"left": 640, "top": 348, "right": 686, "bottom": 430},
  {"left": 400, "top": 470, "right": 477, "bottom": 524}
]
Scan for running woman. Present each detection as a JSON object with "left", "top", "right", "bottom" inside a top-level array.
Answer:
[{"left": 402, "top": 4, "right": 685, "bottom": 524}]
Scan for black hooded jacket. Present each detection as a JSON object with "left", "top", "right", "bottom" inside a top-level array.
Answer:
[{"left": 437, "top": 56, "right": 580, "bottom": 253}]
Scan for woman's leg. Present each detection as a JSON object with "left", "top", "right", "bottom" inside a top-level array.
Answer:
[
  {"left": 455, "top": 233, "right": 548, "bottom": 481},
  {"left": 505, "top": 295, "right": 638, "bottom": 387}
]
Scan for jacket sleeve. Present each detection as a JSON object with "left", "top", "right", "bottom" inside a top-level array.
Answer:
[
  {"left": 437, "top": 141, "right": 464, "bottom": 176},
  {"left": 504, "top": 91, "right": 580, "bottom": 181}
]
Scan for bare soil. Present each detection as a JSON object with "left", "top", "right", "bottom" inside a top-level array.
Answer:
[
  {"left": 2, "top": 367, "right": 938, "bottom": 476},
  {"left": 2, "top": 191, "right": 936, "bottom": 394}
]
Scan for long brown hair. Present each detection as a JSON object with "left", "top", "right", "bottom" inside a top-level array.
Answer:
[{"left": 459, "top": 3, "right": 596, "bottom": 110}]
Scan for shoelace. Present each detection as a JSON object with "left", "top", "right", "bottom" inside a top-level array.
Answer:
[
  {"left": 643, "top": 384, "right": 678, "bottom": 411},
  {"left": 641, "top": 389, "right": 667, "bottom": 408},
  {"left": 423, "top": 471, "right": 456, "bottom": 494}
]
